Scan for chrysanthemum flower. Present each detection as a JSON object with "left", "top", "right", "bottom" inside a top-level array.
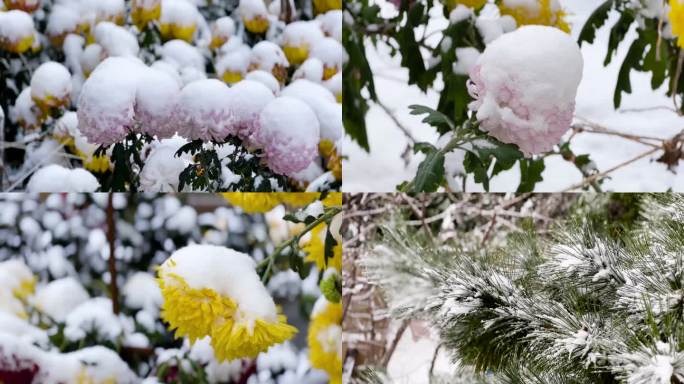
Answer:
[
  {"left": 30, "top": 62, "right": 72, "bottom": 117},
  {"left": 253, "top": 97, "right": 319, "bottom": 176},
  {"left": 158, "top": 245, "right": 297, "bottom": 361},
  {"left": 281, "top": 21, "right": 324, "bottom": 66},
  {"left": 249, "top": 41, "right": 290, "bottom": 83},
  {"left": 0, "top": 10, "right": 35, "bottom": 54},
  {"left": 499, "top": 0, "right": 570, "bottom": 32},
  {"left": 3, "top": 0, "right": 40, "bottom": 13},
  {"left": 308, "top": 297, "right": 342, "bottom": 384},
  {"left": 216, "top": 46, "right": 251, "bottom": 85},
  {"left": 670, "top": 0, "right": 684, "bottom": 47},
  {"left": 0, "top": 260, "right": 36, "bottom": 301},
  {"left": 310, "top": 37, "right": 347, "bottom": 81},
  {"left": 302, "top": 222, "right": 342, "bottom": 270},
  {"left": 222, "top": 193, "right": 315, "bottom": 213},
  {"left": 468, "top": 26, "right": 582, "bottom": 156},
  {"left": 239, "top": 0, "right": 270, "bottom": 34},
  {"left": 12, "top": 87, "right": 42, "bottom": 130},
  {"left": 159, "top": 0, "right": 199, "bottom": 42},
  {"left": 135, "top": 67, "right": 181, "bottom": 139},
  {"left": 313, "top": 0, "right": 341, "bottom": 15},
  {"left": 175, "top": 79, "right": 234, "bottom": 141},
  {"left": 319, "top": 140, "right": 342, "bottom": 181},
  {"left": 46, "top": 5, "right": 80, "bottom": 47},
  {"left": 210, "top": 17, "right": 235, "bottom": 49},
  {"left": 226, "top": 80, "right": 274, "bottom": 144},
  {"left": 131, "top": 0, "right": 161, "bottom": 30}
]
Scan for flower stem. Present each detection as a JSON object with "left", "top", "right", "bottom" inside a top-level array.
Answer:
[{"left": 259, "top": 206, "right": 343, "bottom": 283}]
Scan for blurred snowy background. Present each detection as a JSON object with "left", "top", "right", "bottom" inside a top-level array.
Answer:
[
  {"left": 0, "top": 193, "right": 330, "bottom": 384},
  {"left": 342, "top": 0, "right": 684, "bottom": 192}
]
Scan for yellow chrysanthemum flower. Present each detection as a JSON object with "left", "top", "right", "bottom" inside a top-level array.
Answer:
[
  {"left": 671, "top": 0, "right": 684, "bottom": 47},
  {"left": 283, "top": 45, "right": 309, "bottom": 66},
  {"left": 499, "top": 0, "right": 570, "bottom": 32},
  {"left": 243, "top": 16, "right": 269, "bottom": 34},
  {"left": 313, "top": 0, "right": 341, "bottom": 15},
  {"left": 302, "top": 223, "right": 342, "bottom": 271},
  {"left": 223, "top": 193, "right": 340, "bottom": 213},
  {"left": 131, "top": 0, "right": 161, "bottom": 30},
  {"left": 308, "top": 297, "right": 342, "bottom": 384},
  {"left": 158, "top": 245, "right": 297, "bottom": 361},
  {"left": 221, "top": 70, "right": 243, "bottom": 84},
  {"left": 445, "top": 0, "right": 487, "bottom": 11},
  {"left": 0, "top": 259, "right": 35, "bottom": 318},
  {"left": 319, "top": 140, "right": 342, "bottom": 181},
  {"left": 159, "top": 22, "right": 196, "bottom": 42}
]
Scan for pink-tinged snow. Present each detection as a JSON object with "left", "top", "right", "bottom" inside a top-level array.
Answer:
[{"left": 342, "top": 0, "right": 684, "bottom": 192}]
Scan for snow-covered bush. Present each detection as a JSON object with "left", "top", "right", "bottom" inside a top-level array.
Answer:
[
  {"left": 0, "top": 192, "right": 343, "bottom": 383},
  {"left": 0, "top": 0, "right": 342, "bottom": 192},
  {"left": 355, "top": 193, "right": 684, "bottom": 383}
]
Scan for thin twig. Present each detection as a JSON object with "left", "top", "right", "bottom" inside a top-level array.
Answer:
[
  {"left": 382, "top": 320, "right": 409, "bottom": 366},
  {"left": 376, "top": 99, "right": 418, "bottom": 145},
  {"left": 106, "top": 193, "right": 120, "bottom": 315}
]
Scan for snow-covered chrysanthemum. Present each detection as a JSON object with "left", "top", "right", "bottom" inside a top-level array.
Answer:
[
  {"left": 30, "top": 62, "right": 72, "bottom": 116},
  {"left": 131, "top": 0, "right": 161, "bottom": 30},
  {"left": 26, "top": 164, "right": 100, "bottom": 192},
  {"left": 227, "top": 80, "right": 274, "bottom": 144},
  {"left": 159, "top": 0, "right": 199, "bottom": 42},
  {"left": 77, "top": 57, "right": 146, "bottom": 145},
  {"left": 12, "top": 87, "right": 41, "bottom": 130},
  {"left": 308, "top": 297, "right": 342, "bottom": 384},
  {"left": 313, "top": 0, "right": 341, "bottom": 15},
  {"left": 139, "top": 137, "right": 190, "bottom": 192},
  {"left": 176, "top": 79, "right": 234, "bottom": 141},
  {"left": 0, "top": 10, "right": 35, "bottom": 54},
  {"left": 310, "top": 37, "right": 347, "bottom": 80},
  {"left": 281, "top": 21, "right": 324, "bottom": 66},
  {"left": 245, "top": 70, "right": 280, "bottom": 94},
  {"left": 239, "top": 0, "right": 270, "bottom": 34},
  {"left": 46, "top": 5, "right": 80, "bottom": 46},
  {"left": 249, "top": 41, "right": 289, "bottom": 83},
  {"left": 136, "top": 67, "right": 181, "bottom": 139},
  {"left": 499, "top": 0, "right": 570, "bottom": 32},
  {"left": 317, "top": 10, "right": 342, "bottom": 42},
  {"left": 31, "top": 277, "right": 89, "bottom": 322},
  {"left": 158, "top": 245, "right": 297, "bottom": 361},
  {"left": 210, "top": 16, "right": 236, "bottom": 49},
  {"left": 216, "top": 45, "right": 251, "bottom": 84},
  {"left": 282, "top": 79, "right": 342, "bottom": 144},
  {"left": 467, "top": 25, "right": 582, "bottom": 156},
  {"left": 0, "top": 260, "right": 35, "bottom": 302},
  {"left": 253, "top": 97, "right": 320, "bottom": 176},
  {"left": 93, "top": 21, "right": 140, "bottom": 57}
]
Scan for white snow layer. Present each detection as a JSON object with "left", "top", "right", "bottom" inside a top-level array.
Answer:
[{"left": 26, "top": 164, "right": 100, "bottom": 192}]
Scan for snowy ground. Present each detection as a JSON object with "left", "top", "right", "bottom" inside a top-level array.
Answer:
[{"left": 342, "top": 0, "right": 684, "bottom": 192}]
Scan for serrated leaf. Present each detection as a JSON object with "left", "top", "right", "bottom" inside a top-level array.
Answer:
[{"left": 409, "top": 104, "right": 455, "bottom": 131}]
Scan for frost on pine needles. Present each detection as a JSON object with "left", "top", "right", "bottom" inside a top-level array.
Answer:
[
  {"left": 468, "top": 25, "right": 583, "bottom": 156},
  {"left": 157, "top": 244, "right": 298, "bottom": 361}
]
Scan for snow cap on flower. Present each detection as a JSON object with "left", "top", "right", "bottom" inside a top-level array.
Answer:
[
  {"left": 0, "top": 259, "right": 35, "bottom": 301},
  {"left": 282, "top": 79, "right": 342, "bottom": 143},
  {"left": 239, "top": 0, "right": 270, "bottom": 34},
  {"left": 245, "top": 70, "right": 280, "bottom": 95},
  {"left": 80, "top": 43, "right": 106, "bottom": 77},
  {"left": 160, "top": 0, "right": 199, "bottom": 42},
  {"left": 158, "top": 244, "right": 297, "bottom": 361},
  {"left": 12, "top": 87, "right": 41, "bottom": 129},
  {"left": 293, "top": 57, "right": 325, "bottom": 83},
  {"left": 281, "top": 21, "right": 324, "bottom": 66},
  {"left": 77, "top": 57, "right": 146, "bottom": 145},
  {"left": 254, "top": 97, "right": 320, "bottom": 176},
  {"left": 93, "top": 21, "right": 140, "bottom": 57},
  {"left": 176, "top": 79, "right": 234, "bottom": 141},
  {"left": 226, "top": 80, "right": 275, "bottom": 144},
  {"left": 250, "top": 41, "right": 289, "bottom": 83},
  {"left": 46, "top": 5, "right": 80, "bottom": 46},
  {"left": 30, "top": 62, "right": 72, "bottom": 115},
  {"left": 210, "top": 16, "right": 236, "bottom": 49},
  {"left": 310, "top": 37, "right": 347, "bottom": 80},
  {"left": 0, "top": 10, "right": 35, "bottom": 54},
  {"left": 216, "top": 45, "right": 251, "bottom": 84},
  {"left": 444, "top": 0, "right": 486, "bottom": 11},
  {"left": 324, "top": 72, "right": 342, "bottom": 103},
  {"left": 468, "top": 25, "right": 582, "bottom": 156},
  {"left": 31, "top": 277, "right": 89, "bottom": 322},
  {"left": 308, "top": 297, "right": 342, "bottom": 384},
  {"left": 135, "top": 67, "right": 181, "bottom": 139},
  {"left": 317, "top": 10, "right": 342, "bottom": 42},
  {"left": 161, "top": 39, "right": 205, "bottom": 73},
  {"left": 26, "top": 164, "right": 100, "bottom": 192}
]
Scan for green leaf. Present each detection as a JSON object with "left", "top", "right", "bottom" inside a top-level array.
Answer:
[
  {"left": 408, "top": 104, "right": 455, "bottom": 131},
  {"left": 604, "top": 11, "right": 635, "bottom": 66},
  {"left": 412, "top": 150, "right": 445, "bottom": 192},
  {"left": 397, "top": 3, "right": 430, "bottom": 91},
  {"left": 413, "top": 142, "right": 438, "bottom": 154},
  {"left": 614, "top": 37, "right": 646, "bottom": 108},
  {"left": 463, "top": 151, "right": 489, "bottom": 191},
  {"left": 578, "top": 0, "right": 613, "bottom": 46},
  {"left": 517, "top": 158, "right": 545, "bottom": 193}
]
